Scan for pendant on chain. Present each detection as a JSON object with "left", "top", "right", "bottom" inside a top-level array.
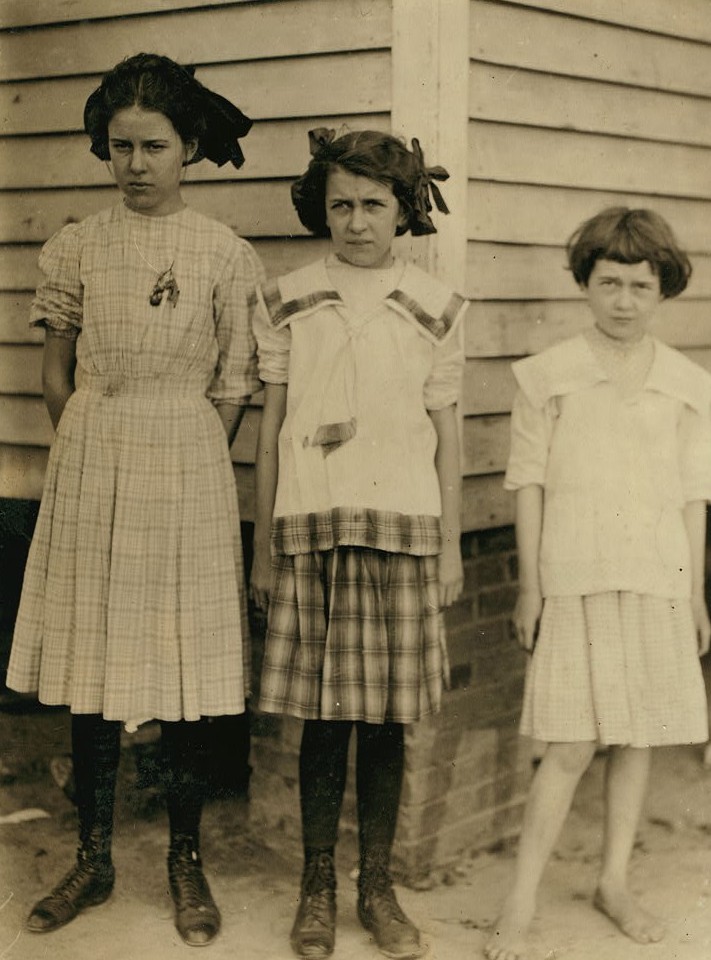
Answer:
[{"left": 149, "top": 263, "right": 180, "bottom": 307}]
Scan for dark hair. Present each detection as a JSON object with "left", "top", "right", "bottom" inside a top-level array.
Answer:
[
  {"left": 291, "top": 129, "right": 450, "bottom": 237},
  {"left": 84, "top": 52, "right": 252, "bottom": 168},
  {"left": 567, "top": 206, "right": 691, "bottom": 299}
]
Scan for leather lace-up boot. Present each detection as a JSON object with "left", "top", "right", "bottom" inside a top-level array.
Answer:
[{"left": 290, "top": 850, "right": 337, "bottom": 958}]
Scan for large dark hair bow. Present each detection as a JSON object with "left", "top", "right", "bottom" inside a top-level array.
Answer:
[
  {"left": 308, "top": 127, "right": 337, "bottom": 158},
  {"left": 184, "top": 65, "right": 253, "bottom": 169},
  {"left": 409, "top": 138, "right": 450, "bottom": 236}
]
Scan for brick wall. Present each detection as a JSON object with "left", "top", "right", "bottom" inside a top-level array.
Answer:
[{"left": 248, "top": 525, "right": 533, "bottom": 883}]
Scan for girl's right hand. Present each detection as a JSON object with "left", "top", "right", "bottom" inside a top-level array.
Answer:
[
  {"left": 249, "top": 544, "right": 273, "bottom": 613},
  {"left": 512, "top": 588, "right": 542, "bottom": 652}
]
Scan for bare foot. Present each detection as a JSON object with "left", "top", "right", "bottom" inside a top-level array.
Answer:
[
  {"left": 593, "top": 885, "right": 666, "bottom": 944},
  {"left": 484, "top": 894, "right": 535, "bottom": 960}
]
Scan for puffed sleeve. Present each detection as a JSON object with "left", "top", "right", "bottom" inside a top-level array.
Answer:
[
  {"left": 207, "top": 237, "right": 265, "bottom": 405},
  {"left": 423, "top": 316, "right": 465, "bottom": 410},
  {"left": 678, "top": 402, "right": 711, "bottom": 502},
  {"left": 30, "top": 223, "right": 83, "bottom": 339},
  {"left": 252, "top": 287, "right": 291, "bottom": 385},
  {"left": 503, "top": 388, "right": 557, "bottom": 490}
]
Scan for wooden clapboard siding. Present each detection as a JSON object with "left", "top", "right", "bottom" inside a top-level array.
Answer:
[
  {"left": 465, "top": 0, "right": 711, "bottom": 528},
  {"left": 0, "top": 0, "right": 392, "bottom": 81},
  {"left": 495, "top": 0, "right": 711, "bottom": 43},
  {"left": 0, "top": 57, "right": 390, "bottom": 136},
  {"left": 468, "top": 182, "right": 711, "bottom": 252},
  {"left": 472, "top": 2, "right": 711, "bottom": 97},
  {"left": 0, "top": 0, "right": 244, "bottom": 29}
]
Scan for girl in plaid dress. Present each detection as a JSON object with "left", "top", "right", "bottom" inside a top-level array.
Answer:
[
  {"left": 7, "top": 54, "right": 260, "bottom": 946},
  {"left": 250, "top": 129, "right": 466, "bottom": 960},
  {"left": 486, "top": 208, "right": 711, "bottom": 960}
]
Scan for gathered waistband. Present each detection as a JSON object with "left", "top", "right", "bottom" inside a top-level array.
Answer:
[{"left": 78, "top": 371, "right": 209, "bottom": 398}]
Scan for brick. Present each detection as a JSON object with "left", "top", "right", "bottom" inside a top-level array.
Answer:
[
  {"left": 459, "top": 530, "right": 479, "bottom": 559},
  {"left": 507, "top": 552, "right": 519, "bottom": 581},
  {"left": 443, "top": 596, "right": 476, "bottom": 630},
  {"left": 477, "top": 525, "right": 516, "bottom": 555},
  {"left": 478, "top": 584, "right": 518, "bottom": 619},
  {"left": 449, "top": 662, "right": 472, "bottom": 690},
  {"left": 475, "top": 555, "right": 507, "bottom": 587}
]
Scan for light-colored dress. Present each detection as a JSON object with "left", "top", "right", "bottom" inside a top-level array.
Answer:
[
  {"left": 506, "top": 327, "right": 711, "bottom": 747},
  {"left": 7, "top": 203, "right": 263, "bottom": 727},
  {"left": 253, "top": 256, "right": 467, "bottom": 723}
]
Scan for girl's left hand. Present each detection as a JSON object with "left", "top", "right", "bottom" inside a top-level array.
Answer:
[
  {"left": 690, "top": 592, "right": 711, "bottom": 656},
  {"left": 439, "top": 542, "right": 464, "bottom": 607}
]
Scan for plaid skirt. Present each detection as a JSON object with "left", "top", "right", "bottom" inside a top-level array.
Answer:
[
  {"left": 520, "top": 592, "right": 708, "bottom": 747},
  {"left": 259, "top": 547, "right": 445, "bottom": 724}
]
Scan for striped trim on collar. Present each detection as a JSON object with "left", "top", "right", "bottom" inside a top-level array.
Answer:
[{"left": 259, "top": 259, "right": 466, "bottom": 342}]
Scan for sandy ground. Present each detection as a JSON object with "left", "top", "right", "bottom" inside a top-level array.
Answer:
[{"left": 1, "top": 705, "right": 711, "bottom": 960}]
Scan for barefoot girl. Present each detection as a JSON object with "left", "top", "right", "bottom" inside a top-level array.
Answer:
[
  {"left": 486, "top": 207, "right": 711, "bottom": 960},
  {"left": 7, "top": 54, "right": 260, "bottom": 946},
  {"left": 250, "top": 129, "right": 466, "bottom": 959}
]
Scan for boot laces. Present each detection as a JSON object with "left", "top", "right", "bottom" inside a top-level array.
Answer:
[
  {"left": 170, "top": 848, "right": 212, "bottom": 909},
  {"left": 302, "top": 853, "right": 336, "bottom": 927}
]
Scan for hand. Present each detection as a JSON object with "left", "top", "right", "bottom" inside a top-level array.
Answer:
[
  {"left": 249, "top": 543, "right": 273, "bottom": 613},
  {"left": 690, "top": 592, "right": 711, "bottom": 656},
  {"left": 512, "top": 588, "right": 542, "bottom": 652},
  {"left": 439, "top": 542, "right": 464, "bottom": 608}
]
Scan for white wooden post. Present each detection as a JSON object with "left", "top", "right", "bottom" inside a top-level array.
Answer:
[{"left": 391, "top": 0, "right": 469, "bottom": 291}]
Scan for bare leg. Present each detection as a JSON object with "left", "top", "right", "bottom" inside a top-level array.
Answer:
[
  {"left": 485, "top": 741, "right": 596, "bottom": 960},
  {"left": 594, "top": 746, "right": 665, "bottom": 944}
]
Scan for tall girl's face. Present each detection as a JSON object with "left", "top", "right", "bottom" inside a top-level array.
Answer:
[
  {"left": 108, "top": 106, "right": 197, "bottom": 217},
  {"left": 584, "top": 258, "right": 662, "bottom": 342},
  {"left": 325, "top": 167, "right": 406, "bottom": 268}
]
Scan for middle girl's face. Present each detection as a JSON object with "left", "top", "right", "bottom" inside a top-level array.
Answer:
[
  {"left": 325, "top": 167, "right": 405, "bottom": 269},
  {"left": 108, "top": 106, "right": 196, "bottom": 217},
  {"left": 584, "top": 258, "right": 662, "bottom": 342}
]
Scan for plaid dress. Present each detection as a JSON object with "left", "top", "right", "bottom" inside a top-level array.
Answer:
[
  {"left": 7, "top": 204, "right": 262, "bottom": 726},
  {"left": 254, "top": 258, "right": 466, "bottom": 724}
]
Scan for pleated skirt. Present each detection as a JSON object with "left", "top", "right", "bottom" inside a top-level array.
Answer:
[
  {"left": 520, "top": 592, "right": 708, "bottom": 747},
  {"left": 259, "top": 547, "right": 445, "bottom": 724}
]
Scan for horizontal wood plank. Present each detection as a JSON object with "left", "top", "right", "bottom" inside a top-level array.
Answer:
[
  {"left": 465, "top": 243, "right": 711, "bottom": 301},
  {"left": 0, "top": 245, "right": 42, "bottom": 291},
  {"left": 490, "top": 0, "right": 711, "bottom": 44},
  {"left": 0, "top": 292, "right": 41, "bottom": 343},
  {"left": 471, "top": 2, "right": 711, "bottom": 98},
  {"left": 465, "top": 299, "right": 711, "bottom": 358},
  {"left": 0, "top": 0, "right": 392, "bottom": 81},
  {"left": 469, "top": 122, "right": 711, "bottom": 200},
  {"left": 0, "top": 343, "right": 42, "bottom": 394},
  {"left": 0, "top": 444, "right": 48, "bottom": 500},
  {"left": 0, "top": 55, "right": 390, "bottom": 135},
  {"left": 0, "top": 395, "right": 52, "bottom": 445},
  {"left": 0, "top": 0, "right": 241, "bottom": 29},
  {"left": 470, "top": 62, "right": 711, "bottom": 149},
  {"left": 468, "top": 181, "right": 711, "bottom": 253},
  {"left": 0, "top": 182, "right": 308, "bottom": 244}
]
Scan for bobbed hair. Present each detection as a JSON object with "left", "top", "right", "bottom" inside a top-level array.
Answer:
[
  {"left": 567, "top": 206, "right": 691, "bottom": 299},
  {"left": 83, "top": 52, "right": 252, "bottom": 169},
  {"left": 291, "top": 129, "right": 450, "bottom": 238}
]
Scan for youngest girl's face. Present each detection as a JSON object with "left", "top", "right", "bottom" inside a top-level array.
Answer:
[
  {"left": 584, "top": 258, "right": 662, "bottom": 343},
  {"left": 325, "top": 167, "right": 405, "bottom": 269}
]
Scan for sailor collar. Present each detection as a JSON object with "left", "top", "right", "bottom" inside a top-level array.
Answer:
[{"left": 258, "top": 258, "right": 466, "bottom": 345}]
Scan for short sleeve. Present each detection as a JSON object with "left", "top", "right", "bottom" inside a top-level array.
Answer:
[
  {"left": 31, "top": 223, "right": 84, "bottom": 339},
  {"left": 207, "top": 238, "right": 265, "bottom": 405},
  {"left": 504, "top": 388, "right": 557, "bottom": 490},
  {"left": 678, "top": 402, "right": 711, "bottom": 502},
  {"left": 423, "top": 317, "right": 465, "bottom": 410},
  {"left": 252, "top": 287, "right": 291, "bottom": 385}
]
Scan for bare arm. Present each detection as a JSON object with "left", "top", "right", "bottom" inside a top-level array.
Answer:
[
  {"left": 42, "top": 329, "right": 77, "bottom": 429},
  {"left": 429, "top": 403, "right": 463, "bottom": 607},
  {"left": 250, "top": 383, "right": 287, "bottom": 612},
  {"left": 513, "top": 483, "right": 544, "bottom": 652},
  {"left": 683, "top": 499, "right": 711, "bottom": 656}
]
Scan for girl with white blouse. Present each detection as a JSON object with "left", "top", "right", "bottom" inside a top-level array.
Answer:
[{"left": 486, "top": 207, "right": 711, "bottom": 960}]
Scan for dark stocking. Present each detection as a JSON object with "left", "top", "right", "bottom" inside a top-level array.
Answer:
[
  {"left": 299, "top": 719, "right": 353, "bottom": 856},
  {"left": 355, "top": 721, "right": 404, "bottom": 867},
  {"left": 71, "top": 713, "right": 121, "bottom": 859}
]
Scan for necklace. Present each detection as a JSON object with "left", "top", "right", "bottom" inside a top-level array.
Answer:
[{"left": 132, "top": 237, "right": 180, "bottom": 308}]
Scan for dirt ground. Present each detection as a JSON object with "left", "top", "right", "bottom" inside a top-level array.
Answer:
[{"left": 1, "top": 700, "right": 711, "bottom": 960}]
